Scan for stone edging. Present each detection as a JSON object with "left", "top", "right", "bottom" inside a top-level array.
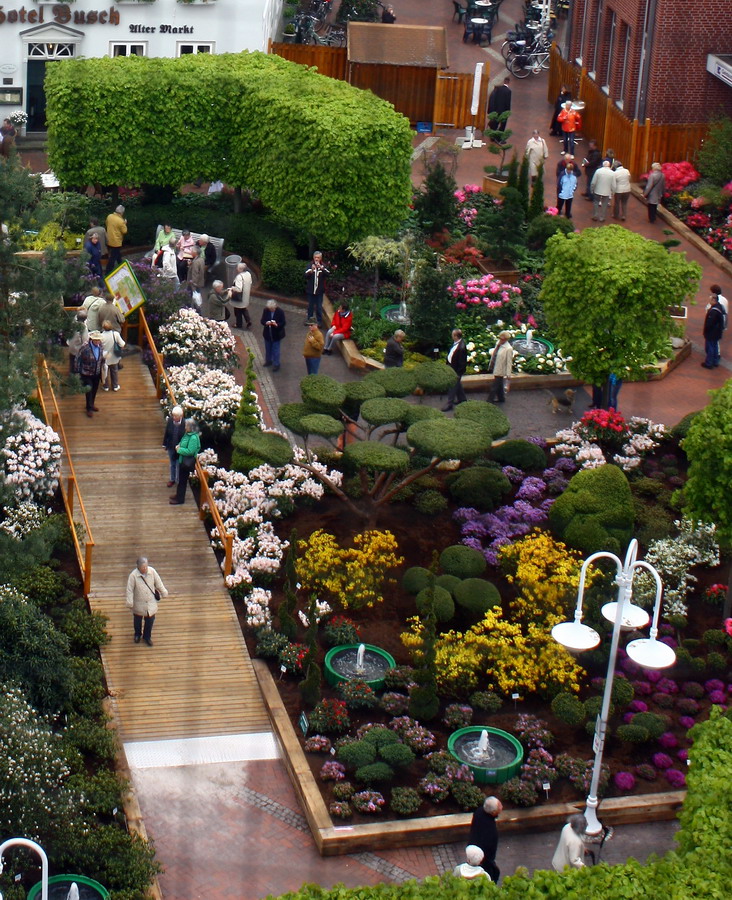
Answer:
[
  {"left": 630, "top": 185, "right": 732, "bottom": 282},
  {"left": 253, "top": 661, "right": 685, "bottom": 857}
]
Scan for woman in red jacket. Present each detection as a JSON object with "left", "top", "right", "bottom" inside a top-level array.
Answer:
[{"left": 323, "top": 302, "right": 352, "bottom": 355}]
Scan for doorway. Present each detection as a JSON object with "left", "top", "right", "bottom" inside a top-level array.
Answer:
[{"left": 26, "top": 60, "right": 46, "bottom": 131}]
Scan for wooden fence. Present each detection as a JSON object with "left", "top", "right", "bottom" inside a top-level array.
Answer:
[
  {"left": 270, "top": 41, "right": 486, "bottom": 130},
  {"left": 135, "top": 307, "right": 235, "bottom": 576},
  {"left": 548, "top": 47, "right": 708, "bottom": 179},
  {"left": 36, "top": 358, "right": 95, "bottom": 596}
]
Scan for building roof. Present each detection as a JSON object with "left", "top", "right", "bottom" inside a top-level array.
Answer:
[{"left": 347, "top": 23, "right": 449, "bottom": 69}]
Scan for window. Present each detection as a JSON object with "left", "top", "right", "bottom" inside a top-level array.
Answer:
[
  {"left": 605, "top": 13, "right": 616, "bottom": 89},
  {"left": 111, "top": 44, "right": 147, "bottom": 57},
  {"left": 590, "top": 0, "right": 603, "bottom": 77},
  {"left": 27, "top": 43, "right": 75, "bottom": 59},
  {"left": 177, "top": 43, "right": 214, "bottom": 56},
  {"left": 578, "top": 0, "right": 590, "bottom": 65},
  {"left": 618, "top": 24, "right": 632, "bottom": 107}
]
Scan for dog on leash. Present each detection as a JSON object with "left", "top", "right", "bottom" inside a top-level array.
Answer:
[{"left": 546, "top": 389, "right": 576, "bottom": 414}]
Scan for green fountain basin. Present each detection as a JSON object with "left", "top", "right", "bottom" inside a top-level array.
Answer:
[
  {"left": 448, "top": 726, "right": 524, "bottom": 785},
  {"left": 324, "top": 643, "right": 396, "bottom": 690},
  {"left": 28, "top": 875, "right": 110, "bottom": 900}
]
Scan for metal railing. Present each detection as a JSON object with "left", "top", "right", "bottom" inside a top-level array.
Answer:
[
  {"left": 36, "top": 358, "right": 95, "bottom": 596},
  {"left": 136, "top": 307, "right": 235, "bottom": 575}
]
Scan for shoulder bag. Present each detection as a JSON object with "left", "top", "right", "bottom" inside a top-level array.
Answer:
[{"left": 142, "top": 575, "right": 161, "bottom": 602}]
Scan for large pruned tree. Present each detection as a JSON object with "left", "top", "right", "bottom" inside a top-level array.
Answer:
[
  {"left": 540, "top": 226, "right": 701, "bottom": 405},
  {"left": 44, "top": 52, "right": 413, "bottom": 246}
]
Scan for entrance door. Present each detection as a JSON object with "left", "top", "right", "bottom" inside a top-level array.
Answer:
[{"left": 26, "top": 60, "right": 46, "bottom": 131}]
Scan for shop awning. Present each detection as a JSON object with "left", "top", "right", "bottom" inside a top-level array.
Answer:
[{"left": 706, "top": 54, "right": 732, "bottom": 88}]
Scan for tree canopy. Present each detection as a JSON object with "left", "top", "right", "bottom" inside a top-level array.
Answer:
[
  {"left": 45, "top": 52, "right": 413, "bottom": 246},
  {"left": 540, "top": 226, "right": 701, "bottom": 385}
]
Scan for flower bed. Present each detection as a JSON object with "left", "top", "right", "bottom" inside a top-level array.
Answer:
[
  {"left": 158, "top": 307, "right": 239, "bottom": 372},
  {"left": 163, "top": 363, "right": 242, "bottom": 437}
]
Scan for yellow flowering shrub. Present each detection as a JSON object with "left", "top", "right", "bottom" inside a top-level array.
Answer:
[{"left": 297, "top": 528, "right": 403, "bottom": 610}]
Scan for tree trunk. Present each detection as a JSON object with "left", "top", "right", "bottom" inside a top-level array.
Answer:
[{"left": 233, "top": 187, "right": 243, "bottom": 214}]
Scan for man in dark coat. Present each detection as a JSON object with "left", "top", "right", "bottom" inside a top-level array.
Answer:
[
  {"left": 582, "top": 140, "right": 602, "bottom": 199},
  {"left": 261, "top": 299, "right": 287, "bottom": 371},
  {"left": 197, "top": 234, "right": 217, "bottom": 273},
  {"left": 487, "top": 78, "right": 511, "bottom": 136},
  {"left": 442, "top": 328, "right": 468, "bottom": 411},
  {"left": 384, "top": 329, "right": 405, "bottom": 368},
  {"left": 76, "top": 331, "right": 104, "bottom": 418},
  {"left": 163, "top": 405, "right": 186, "bottom": 487},
  {"left": 702, "top": 296, "right": 726, "bottom": 368},
  {"left": 469, "top": 796, "right": 503, "bottom": 882},
  {"left": 305, "top": 251, "right": 330, "bottom": 327}
]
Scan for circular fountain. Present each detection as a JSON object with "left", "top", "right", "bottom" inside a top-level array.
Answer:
[
  {"left": 27, "top": 876, "right": 109, "bottom": 900},
  {"left": 448, "top": 727, "right": 524, "bottom": 785},
  {"left": 511, "top": 329, "right": 554, "bottom": 358},
  {"left": 380, "top": 302, "right": 411, "bottom": 325},
  {"left": 324, "top": 642, "right": 396, "bottom": 691}
]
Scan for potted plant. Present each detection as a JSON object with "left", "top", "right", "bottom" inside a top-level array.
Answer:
[
  {"left": 283, "top": 23, "right": 297, "bottom": 41},
  {"left": 9, "top": 109, "right": 28, "bottom": 138}
]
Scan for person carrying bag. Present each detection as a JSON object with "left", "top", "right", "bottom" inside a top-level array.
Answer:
[{"left": 169, "top": 418, "right": 201, "bottom": 505}]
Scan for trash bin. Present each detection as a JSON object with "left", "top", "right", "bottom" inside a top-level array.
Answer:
[{"left": 224, "top": 254, "right": 242, "bottom": 288}]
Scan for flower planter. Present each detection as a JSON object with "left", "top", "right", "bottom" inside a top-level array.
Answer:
[
  {"left": 669, "top": 305, "right": 688, "bottom": 338},
  {"left": 324, "top": 643, "right": 395, "bottom": 690},
  {"left": 482, "top": 175, "right": 509, "bottom": 198},
  {"left": 447, "top": 726, "right": 524, "bottom": 785}
]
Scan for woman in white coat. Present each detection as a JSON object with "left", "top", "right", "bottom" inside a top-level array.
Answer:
[
  {"left": 230, "top": 262, "right": 253, "bottom": 329},
  {"left": 125, "top": 556, "right": 169, "bottom": 646},
  {"left": 552, "top": 814, "right": 587, "bottom": 872},
  {"left": 525, "top": 129, "right": 549, "bottom": 183},
  {"left": 488, "top": 331, "right": 514, "bottom": 404},
  {"left": 100, "top": 321, "right": 125, "bottom": 391}
]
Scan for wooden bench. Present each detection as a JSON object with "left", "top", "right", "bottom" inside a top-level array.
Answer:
[
  {"left": 322, "top": 296, "right": 365, "bottom": 369},
  {"left": 148, "top": 225, "right": 225, "bottom": 272}
]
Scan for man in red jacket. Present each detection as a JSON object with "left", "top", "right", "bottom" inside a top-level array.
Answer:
[{"left": 557, "top": 101, "right": 582, "bottom": 154}]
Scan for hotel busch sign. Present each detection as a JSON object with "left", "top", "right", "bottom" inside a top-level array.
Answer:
[{"left": 0, "top": 5, "right": 121, "bottom": 25}]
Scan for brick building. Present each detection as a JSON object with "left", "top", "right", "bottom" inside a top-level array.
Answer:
[{"left": 567, "top": 0, "right": 732, "bottom": 123}]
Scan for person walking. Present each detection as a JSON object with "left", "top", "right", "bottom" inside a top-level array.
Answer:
[
  {"left": 82, "top": 287, "right": 106, "bottom": 333},
  {"left": 305, "top": 251, "right": 329, "bottom": 327},
  {"left": 453, "top": 846, "right": 490, "bottom": 880},
  {"left": 105, "top": 205, "right": 127, "bottom": 275},
  {"left": 100, "top": 322, "right": 125, "bottom": 392},
  {"left": 442, "top": 328, "right": 468, "bottom": 411},
  {"left": 612, "top": 161, "right": 631, "bottom": 220},
  {"left": 85, "top": 218, "right": 107, "bottom": 257},
  {"left": 582, "top": 140, "right": 602, "bottom": 200},
  {"left": 230, "top": 262, "right": 253, "bottom": 329},
  {"left": 323, "top": 302, "right": 353, "bottom": 355},
  {"left": 525, "top": 129, "right": 549, "bottom": 183},
  {"left": 303, "top": 318, "right": 325, "bottom": 374},
  {"left": 643, "top": 162, "right": 665, "bottom": 223},
  {"left": 557, "top": 101, "right": 581, "bottom": 154},
  {"left": 125, "top": 556, "right": 169, "bottom": 647},
  {"left": 163, "top": 405, "right": 186, "bottom": 488},
  {"left": 188, "top": 248, "right": 205, "bottom": 310},
  {"left": 76, "top": 331, "right": 104, "bottom": 418},
  {"left": 84, "top": 232, "right": 104, "bottom": 283},
  {"left": 590, "top": 160, "right": 615, "bottom": 222},
  {"left": 549, "top": 84, "right": 572, "bottom": 136},
  {"left": 170, "top": 419, "right": 201, "bottom": 505},
  {"left": 487, "top": 78, "right": 511, "bottom": 136},
  {"left": 0, "top": 118, "right": 16, "bottom": 158},
  {"left": 67, "top": 308, "right": 88, "bottom": 374},
  {"left": 552, "top": 814, "right": 588, "bottom": 872},
  {"left": 384, "top": 329, "right": 406, "bottom": 368},
  {"left": 261, "top": 299, "right": 287, "bottom": 371},
  {"left": 557, "top": 162, "right": 578, "bottom": 219},
  {"left": 98, "top": 294, "right": 125, "bottom": 333},
  {"left": 702, "top": 293, "right": 726, "bottom": 368},
  {"left": 468, "top": 796, "right": 502, "bottom": 882},
  {"left": 488, "top": 331, "right": 513, "bottom": 403},
  {"left": 207, "top": 280, "right": 231, "bottom": 322}
]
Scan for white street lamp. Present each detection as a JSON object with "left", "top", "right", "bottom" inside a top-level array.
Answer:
[
  {"left": 0, "top": 838, "right": 48, "bottom": 900},
  {"left": 551, "top": 538, "right": 676, "bottom": 834}
]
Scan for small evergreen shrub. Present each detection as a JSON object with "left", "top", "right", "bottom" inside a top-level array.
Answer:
[
  {"left": 378, "top": 742, "right": 416, "bottom": 768},
  {"left": 414, "top": 489, "right": 448, "bottom": 515},
  {"left": 451, "top": 781, "right": 486, "bottom": 811},
  {"left": 332, "top": 781, "right": 356, "bottom": 801},
  {"left": 390, "top": 786, "right": 421, "bottom": 815},
  {"left": 632, "top": 711, "right": 669, "bottom": 739},
  {"left": 402, "top": 566, "right": 432, "bottom": 594},
  {"left": 453, "top": 578, "right": 501, "bottom": 616},
  {"left": 384, "top": 666, "right": 417, "bottom": 690},
  {"left": 470, "top": 691, "right": 503, "bottom": 713},
  {"left": 435, "top": 574, "right": 461, "bottom": 596},
  {"left": 355, "top": 762, "right": 394, "bottom": 785},
  {"left": 255, "top": 629, "right": 288, "bottom": 659},
  {"left": 337, "top": 740, "right": 376, "bottom": 769},
  {"left": 491, "top": 439, "right": 547, "bottom": 472},
  {"left": 551, "top": 692, "right": 586, "bottom": 727},
  {"left": 439, "top": 544, "right": 487, "bottom": 578},
  {"left": 448, "top": 466, "right": 512, "bottom": 512},
  {"left": 500, "top": 777, "right": 538, "bottom": 807},
  {"left": 415, "top": 585, "right": 455, "bottom": 622},
  {"left": 443, "top": 703, "right": 473, "bottom": 728}
]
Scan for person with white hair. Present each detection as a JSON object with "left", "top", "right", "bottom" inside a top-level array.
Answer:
[
  {"left": 453, "top": 845, "right": 490, "bottom": 879},
  {"left": 488, "top": 332, "right": 514, "bottom": 404},
  {"left": 230, "top": 262, "right": 253, "bottom": 329},
  {"left": 196, "top": 233, "right": 217, "bottom": 272},
  {"left": 170, "top": 419, "right": 201, "bottom": 505},
  {"left": 162, "top": 405, "right": 186, "bottom": 487},
  {"left": 261, "top": 299, "right": 287, "bottom": 371},
  {"left": 468, "top": 795, "right": 502, "bottom": 882},
  {"left": 643, "top": 161, "right": 666, "bottom": 223},
  {"left": 552, "top": 813, "right": 588, "bottom": 871},
  {"left": 207, "top": 280, "right": 231, "bottom": 323},
  {"left": 125, "top": 556, "right": 168, "bottom": 647},
  {"left": 105, "top": 204, "right": 127, "bottom": 275},
  {"left": 67, "top": 307, "right": 88, "bottom": 374}
]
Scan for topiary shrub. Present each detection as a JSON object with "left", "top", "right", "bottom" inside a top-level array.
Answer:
[
  {"left": 412, "top": 360, "right": 458, "bottom": 394},
  {"left": 414, "top": 489, "right": 448, "bottom": 515},
  {"left": 402, "top": 405, "right": 443, "bottom": 428},
  {"left": 337, "top": 740, "right": 377, "bottom": 769},
  {"left": 363, "top": 367, "right": 417, "bottom": 398},
  {"left": 360, "top": 725, "right": 401, "bottom": 748},
  {"left": 440, "top": 544, "right": 487, "bottom": 578},
  {"left": 407, "top": 418, "right": 492, "bottom": 462},
  {"left": 390, "top": 786, "right": 421, "bottom": 815},
  {"left": 551, "top": 692, "right": 586, "bottom": 727},
  {"left": 549, "top": 464, "right": 634, "bottom": 555},
  {"left": 360, "top": 397, "right": 411, "bottom": 427},
  {"left": 402, "top": 566, "right": 432, "bottom": 594},
  {"left": 448, "top": 466, "right": 512, "bottom": 511},
  {"left": 278, "top": 402, "right": 313, "bottom": 436},
  {"left": 300, "top": 374, "right": 347, "bottom": 415},
  {"left": 451, "top": 781, "right": 486, "bottom": 811},
  {"left": 342, "top": 379, "right": 387, "bottom": 419},
  {"left": 299, "top": 414, "right": 344, "bottom": 440},
  {"left": 355, "top": 762, "right": 395, "bottom": 785},
  {"left": 342, "top": 441, "right": 410, "bottom": 474},
  {"left": 453, "top": 578, "right": 501, "bottom": 616},
  {"left": 415, "top": 586, "right": 455, "bottom": 622},
  {"left": 454, "top": 400, "right": 510, "bottom": 439},
  {"left": 632, "top": 711, "right": 669, "bottom": 739},
  {"left": 378, "top": 742, "right": 416, "bottom": 768},
  {"left": 672, "top": 410, "right": 701, "bottom": 442},
  {"left": 470, "top": 690, "right": 503, "bottom": 713},
  {"left": 232, "top": 428, "right": 293, "bottom": 468},
  {"left": 491, "top": 439, "right": 547, "bottom": 471},
  {"left": 616, "top": 723, "right": 651, "bottom": 743},
  {"left": 436, "top": 574, "right": 461, "bottom": 596},
  {"left": 593, "top": 676, "right": 635, "bottom": 707},
  {"left": 526, "top": 213, "right": 576, "bottom": 250}
]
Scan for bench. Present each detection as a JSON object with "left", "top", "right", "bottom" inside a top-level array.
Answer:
[
  {"left": 322, "top": 297, "right": 365, "bottom": 369},
  {"left": 147, "top": 225, "right": 225, "bottom": 271}
]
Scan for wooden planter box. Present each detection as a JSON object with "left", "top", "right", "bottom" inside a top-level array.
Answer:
[{"left": 482, "top": 175, "right": 509, "bottom": 198}]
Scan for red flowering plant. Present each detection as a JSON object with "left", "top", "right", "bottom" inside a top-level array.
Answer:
[
  {"left": 454, "top": 183, "right": 482, "bottom": 229},
  {"left": 448, "top": 272, "right": 522, "bottom": 319},
  {"left": 685, "top": 212, "right": 712, "bottom": 229},
  {"left": 703, "top": 214, "right": 732, "bottom": 259},
  {"left": 704, "top": 583, "right": 728, "bottom": 605},
  {"left": 576, "top": 408, "right": 629, "bottom": 450},
  {"left": 657, "top": 161, "right": 700, "bottom": 195}
]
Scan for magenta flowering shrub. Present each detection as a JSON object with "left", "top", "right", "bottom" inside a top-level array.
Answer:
[
  {"left": 677, "top": 749, "right": 689, "bottom": 763},
  {"left": 443, "top": 703, "right": 474, "bottom": 729},
  {"left": 502, "top": 466, "right": 525, "bottom": 484},
  {"left": 645, "top": 669, "right": 663, "bottom": 684},
  {"left": 665, "top": 768, "right": 687, "bottom": 789},
  {"left": 500, "top": 777, "right": 538, "bottom": 807},
  {"left": 656, "top": 678, "right": 679, "bottom": 694},
  {"left": 320, "top": 760, "right": 346, "bottom": 782},
  {"left": 329, "top": 801, "right": 353, "bottom": 819},
  {"left": 705, "top": 679, "right": 725, "bottom": 694},
  {"left": 629, "top": 700, "right": 649, "bottom": 713},
  {"left": 658, "top": 732, "right": 679, "bottom": 750},
  {"left": 632, "top": 680, "right": 653, "bottom": 696},
  {"left": 418, "top": 774, "right": 451, "bottom": 802},
  {"left": 678, "top": 716, "right": 696, "bottom": 730},
  {"left": 454, "top": 184, "right": 482, "bottom": 229},
  {"left": 351, "top": 790, "right": 385, "bottom": 814},
  {"left": 652, "top": 752, "right": 673, "bottom": 769},
  {"left": 304, "top": 735, "right": 332, "bottom": 754},
  {"left": 521, "top": 748, "right": 557, "bottom": 789},
  {"left": 708, "top": 690, "right": 727, "bottom": 705},
  {"left": 380, "top": 692, "right": 409, "bottom": 716},
  {"left": 448, "top": 273, "right": 521, "bottom": 312},
  {"left": 614, "top": 771, "right": 636, "bottom": 792},
  {"left": 443, "top": 761, "right": 475, "bottom": 783},
  {"left": 515, "top": 715, "right": 554, "bottom": 749},
  {"left": 389, "top": 717, "right": 436, "bottom": 755}
]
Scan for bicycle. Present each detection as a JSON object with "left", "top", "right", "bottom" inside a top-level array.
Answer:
[
  {"left": 296, "top": 14, "right": 346, "bottom": 46},
  {"left": 506, "top": 44, "right": 551, "bottom": 77}
]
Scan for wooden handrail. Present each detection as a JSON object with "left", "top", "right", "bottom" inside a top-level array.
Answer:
[
  {"left": 36, "top": 358, "right": 95, "bottom": 596},
  {"left": 137, "top": 307, "right": 235, "bottom": 576}
]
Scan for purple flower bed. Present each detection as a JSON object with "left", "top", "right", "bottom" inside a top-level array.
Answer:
[
  {"left": 652, "top": 752, "right": 673, "bottom": 770},
  {"left": 665, "top": 768, "right": 686, "bottom": 789},
  {"left": 614, "top": 771, "right": 636, "bottom": 792},
  {"left": 658, "top": 732, "right": 679, "bottom": 750},
  {"left": 678, "top": 716, "right": 696, "bottom": 730}
]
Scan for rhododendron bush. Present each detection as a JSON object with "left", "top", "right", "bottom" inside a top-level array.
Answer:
[{"left": 1, "top": 408, "right": 61, "bottom": 504}]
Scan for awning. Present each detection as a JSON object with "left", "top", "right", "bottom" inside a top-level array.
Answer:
[{"left": 706, "top": 54, "right": 732, "bottom": 88}]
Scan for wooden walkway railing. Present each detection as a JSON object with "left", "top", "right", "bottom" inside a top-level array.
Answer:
[{"left": 36, "top": 358, "right": 95, "bottom": 595}]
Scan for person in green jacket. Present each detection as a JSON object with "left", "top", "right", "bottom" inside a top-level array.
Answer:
[{"left": 170, "top": 419, "right": 201, "bottom": 505}]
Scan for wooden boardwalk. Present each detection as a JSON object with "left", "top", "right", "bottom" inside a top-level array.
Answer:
[{"left": 42, "top": 356, "right": 269, "bottom": 742}]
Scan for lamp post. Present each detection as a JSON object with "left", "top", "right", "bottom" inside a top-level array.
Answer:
[
  {"left": 0, "top": 838, "right": 48, "bottom": 900},
  {"left": 551, "top": 538, "right": 676, "bottom": 834}
]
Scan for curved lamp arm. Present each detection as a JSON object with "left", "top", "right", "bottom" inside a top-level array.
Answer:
[
  {"left": 0, "top": 839, "right": 48, "bottom": 900},
  {"left": 632, "top": 560, "right": 664, "bottom": 638},
  {"left": 572, "top": 551, "right": 622, "bottom": 622}
]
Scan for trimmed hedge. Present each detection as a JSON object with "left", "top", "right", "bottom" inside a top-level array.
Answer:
[
  {"left": 453, "top": 578, "right": 501, "bottom": 616},
  {"left": 402, "top": 567, "right": 432, "bottom": 594},
  {"left": 454, "top": 400, "right": 510, "bottom": 439},
  {"left": 490, "top": 439, "right": 547, "bottom": 471},
  {"left": 439, "top": 545, "right": 487, "bottom": 578},
  {"left": 448, "top": 466, "right": 512, "bottom": 512},
  {"left": 415, "top": 586, "right": 455, "bottom": 622}
]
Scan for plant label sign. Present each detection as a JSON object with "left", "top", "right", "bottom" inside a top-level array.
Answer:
[{"left": 299, "top": 711, "right": 309, "bottom": 736}]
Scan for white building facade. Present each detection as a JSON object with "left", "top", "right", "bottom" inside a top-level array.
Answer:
[{"left": 0, "top": 0, "right": 281, "bottom": 131}]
